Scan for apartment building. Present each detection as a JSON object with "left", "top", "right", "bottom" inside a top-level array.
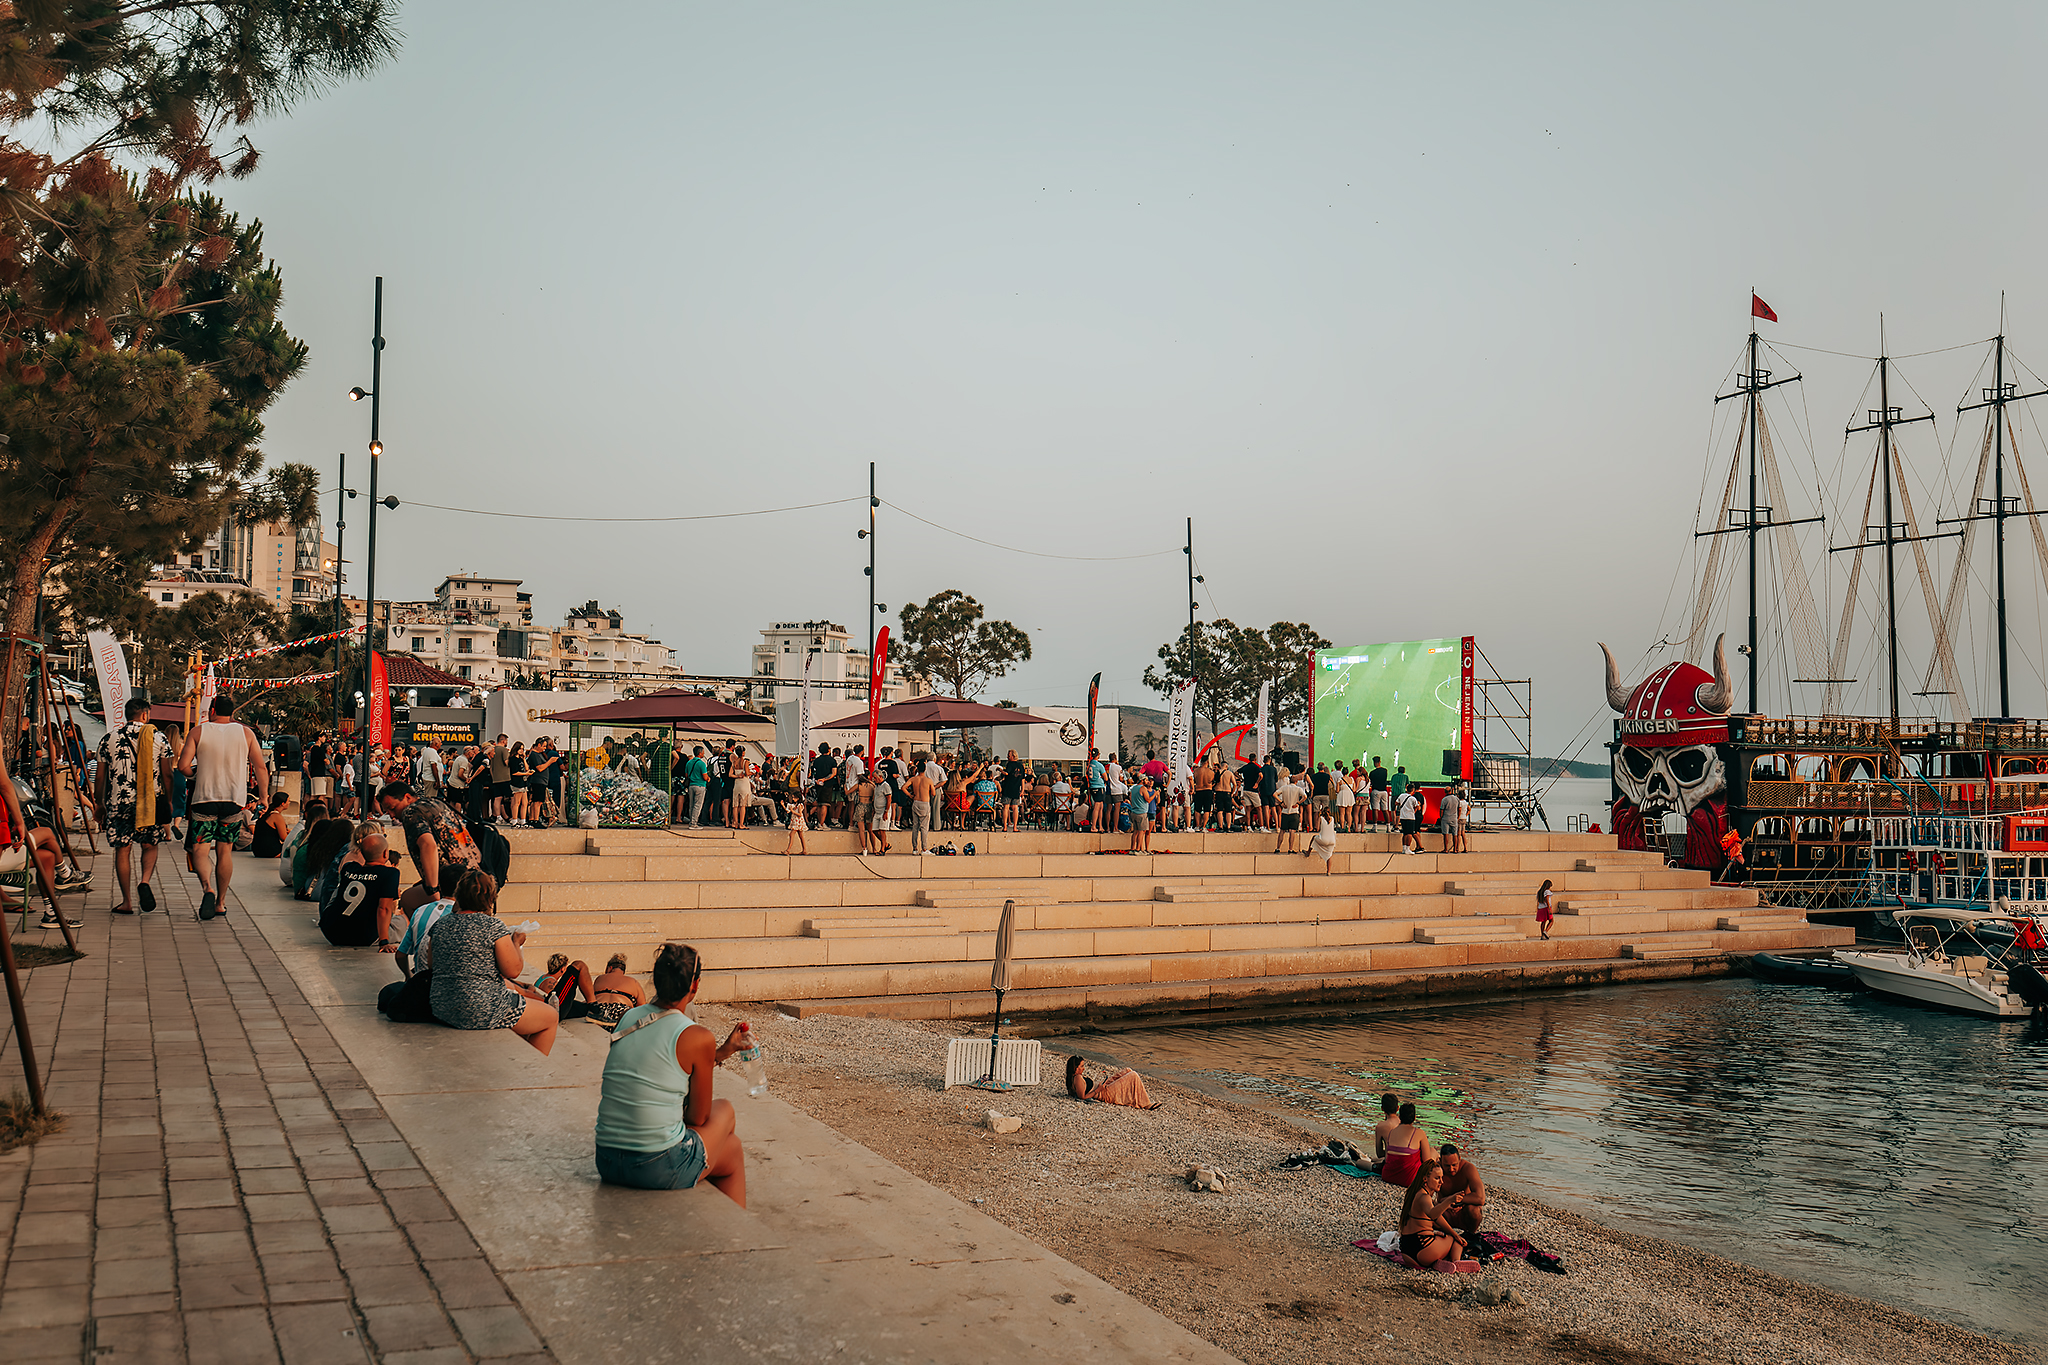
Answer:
[
  {"left": 378, "top": 574, "right": 539, "bottom": 687},
  {"left": 145, "top": 518, "right": 338, "bottom": 611},
  {"left": 549, "top": 605, "right": 687, "bottom": 691},
  {"left": 750, "top": 620, "right": 917, "bottom": 709}
]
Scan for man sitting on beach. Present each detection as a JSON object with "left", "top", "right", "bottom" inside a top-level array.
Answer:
[
  {"left": 1438, "top": 1145, "right": 1488, "bottom": 1234},
  {"left": 1371, "top": 1092, "right": 1401, "bottom": 1168}
]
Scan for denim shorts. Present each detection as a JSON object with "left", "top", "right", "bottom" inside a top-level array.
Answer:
[{"left": 595, "top": 1134, "right": 706, "bottom": 1190}]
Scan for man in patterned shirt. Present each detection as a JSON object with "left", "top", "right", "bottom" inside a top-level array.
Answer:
[
  {"left": 100, "top": 697, "right": 170, "bottom": 914},
  {"left": 376, "top": 782, "right": 481, "bottom": 915}
]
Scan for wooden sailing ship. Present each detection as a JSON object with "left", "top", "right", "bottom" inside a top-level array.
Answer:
[{"left": 1606, "top": 300, "right": 2048, "bottom": 918}]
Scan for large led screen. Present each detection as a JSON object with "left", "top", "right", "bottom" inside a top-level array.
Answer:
[{"left": 1314, "top": 639, "right": 1463, "bottom": 775}]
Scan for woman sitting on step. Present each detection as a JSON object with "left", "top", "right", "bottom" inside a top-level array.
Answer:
[
  {"left": 593, "top": 943, "right": 750, "bottom": 1203},
  {"left": 1066, "top": 1055, "right": 1158, "bottom": 1109}
]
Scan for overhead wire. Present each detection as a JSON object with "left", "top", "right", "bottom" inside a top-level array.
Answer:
[
  {"left": 317, "top": 493, "right": 867, "bottom": 523},
  {"left": 880, "top": 499, "right": 1178, "bottom": 561}
]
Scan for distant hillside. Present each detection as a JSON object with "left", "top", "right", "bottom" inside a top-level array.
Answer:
[{"left": 1532, "top": 757, "right": 1609, "bottom": 780}]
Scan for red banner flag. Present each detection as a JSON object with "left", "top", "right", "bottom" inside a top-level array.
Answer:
[
  {"left": 366, "top": 650, "right": 393, "bottom": 751},
  {"left": 1460, "top": 636, "right": 1476, "bottom": 781},
  {"left": 867, "top": 627, "right": 890, "bottom": 757},
  {"left": 1751, "top": 293, "right": 1777, "bottom": 323}
]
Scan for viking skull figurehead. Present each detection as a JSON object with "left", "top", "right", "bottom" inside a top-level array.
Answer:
[{"left": 1600, "top": 634, "right": 1734, "bottom": 824}]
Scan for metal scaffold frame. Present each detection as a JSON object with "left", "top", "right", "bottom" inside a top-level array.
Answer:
[{"left": 1465, "top": 641, "right": 1537, "bottom": 827}]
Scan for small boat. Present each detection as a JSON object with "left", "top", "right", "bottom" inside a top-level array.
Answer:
[
  {"left": 1747, "top": 951, "right": 1867, "bottom": 990},
  {"left": 1834, "top": 909, "right": 2044, "bottom": 1018}
]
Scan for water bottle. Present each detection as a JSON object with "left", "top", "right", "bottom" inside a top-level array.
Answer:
[{"left": 734, "top": 1024, "right": 768, "bottom": 1096}]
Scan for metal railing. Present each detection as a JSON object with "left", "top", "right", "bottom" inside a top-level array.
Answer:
[{"left": 1743, "top": 778, "right": 2048, "bottom": 812}]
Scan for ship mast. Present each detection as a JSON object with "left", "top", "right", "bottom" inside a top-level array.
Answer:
[
  {"left": 1837, "top": 325, "right": 1941, "bottom": 727},
  {"left": 1951, "top": 301, "right": 2048, "bottom": 718},
  {"left": 1707, "top": 320, "right": 1809, "bottom": 712}
]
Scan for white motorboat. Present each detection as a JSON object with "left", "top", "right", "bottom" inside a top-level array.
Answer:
[{"left": 1835, "top": 908, "right": 2044, "bottom": 1018}]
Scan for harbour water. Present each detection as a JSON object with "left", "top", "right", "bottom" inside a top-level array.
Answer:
[
  {"left": 1513, "top": 773, "right": 1612, "bottom": 833},
  {"left": 1087, "top": 978, "right": 2046, "bottom": 1347}
]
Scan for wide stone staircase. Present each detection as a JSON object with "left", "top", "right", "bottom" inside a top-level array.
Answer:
[{"left": 472, "top": 825, "right": 1852, "bottom": 1021}]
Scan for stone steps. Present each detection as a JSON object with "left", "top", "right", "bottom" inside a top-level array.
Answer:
[
  {"left": 1624, "top": 937, "right": 1722, "bottom": 960},
  {"left": 519, "top": 919, "right": 1853, "bottom": 1004},
  {"left": 1413, "top": 919, "right": 1524, "bottom": 945},
  {"left": 1152, "top": 884, "right": 1276, "bottom": 903},
  {"left": 803, "top": 916, "right": 953, "bottom": 938},
  {"left": 1574, "top": 857, "right": 1665, "bottom": 873},
  {"left": 914, "top": 889, "right": 1058, "bottom": 910},
  {"left": 479, "top": 827, "right": 1853, "bottom": 1012},
  {"left": 1716, "top": 915, "right": 1809, "bottom": 932}
]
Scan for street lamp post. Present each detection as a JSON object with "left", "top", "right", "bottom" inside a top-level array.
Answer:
[{"left": 350, "top": 276, "right": 386, "bottom": 816}]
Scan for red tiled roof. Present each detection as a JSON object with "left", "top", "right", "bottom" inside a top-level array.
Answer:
[{"left": 381, "top": 653, "right": 472, "bottom": 688}]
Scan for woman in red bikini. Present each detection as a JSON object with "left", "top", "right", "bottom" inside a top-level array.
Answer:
[{"left": 1379, "top": 1102, "right": 1435, "bottom": 1186}]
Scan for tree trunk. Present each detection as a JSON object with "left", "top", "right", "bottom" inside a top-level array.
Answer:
[{"left": 1, "top": 474, "right": 88, "bottom": 771}]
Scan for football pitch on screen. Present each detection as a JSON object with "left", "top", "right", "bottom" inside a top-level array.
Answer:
[{"left": 1314, "top": 639, "right": 1461, "bottom": 774}]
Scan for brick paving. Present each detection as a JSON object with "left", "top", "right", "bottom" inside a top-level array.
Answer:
[{"left": 0, "top": 844, "right": 559, "bottom": 1364}]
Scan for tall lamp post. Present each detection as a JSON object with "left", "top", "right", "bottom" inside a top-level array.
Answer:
[
  {"left": 348, "top": 276, "right": 388, "bottom": 816},
  {"left": 857, "top": 462, "right": 886, "bottom": 702},
  {"left": 1184, "top": 518, "right": 1204, "bottom": 735}
]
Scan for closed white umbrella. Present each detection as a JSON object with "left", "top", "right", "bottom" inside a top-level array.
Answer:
[{"left": 974, "top": 899, "right": 1018, "bottom": 1089}]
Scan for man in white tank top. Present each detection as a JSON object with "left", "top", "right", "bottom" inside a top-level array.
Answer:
[{"left": 176, "top": 694, "right": 270, "bottom": 921}]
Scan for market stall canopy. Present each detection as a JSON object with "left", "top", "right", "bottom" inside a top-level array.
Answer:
[
  {"left": 545, "top": 688, "right": 755, "bottom": 731},
  {"left": 821, "top": 696, "right": 1059, "bottom": 731}
]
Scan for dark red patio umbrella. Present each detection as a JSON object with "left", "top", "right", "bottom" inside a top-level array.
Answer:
[
  {"left": 819, "top": 697, "right": 1060, "bottom": 732},
  {"left": 545, "top": 688, "right": 754, "bottom": 731}
]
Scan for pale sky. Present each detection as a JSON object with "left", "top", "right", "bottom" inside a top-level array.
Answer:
[{"left": 229, "top": 1, "right": 2048, "bottom": 758}]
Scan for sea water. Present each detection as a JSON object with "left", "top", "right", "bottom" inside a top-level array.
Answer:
[{"left": 1085, "top": 979, "right": 2047, "bottom": 1347}]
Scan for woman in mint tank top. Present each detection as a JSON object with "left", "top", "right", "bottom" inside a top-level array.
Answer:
[{"left": 593, "top": 943, "right": 751, "bottom": 1203}]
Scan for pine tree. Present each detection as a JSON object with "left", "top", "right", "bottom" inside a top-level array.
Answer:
[{"left": 0, "top": 2, "right": 397, "bottom": 744}]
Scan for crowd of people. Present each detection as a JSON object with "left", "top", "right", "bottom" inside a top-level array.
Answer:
[
  {"left": 294, "top": 732, "right": 570, "bottom": 830},
  {"left": 644, "top": 738, "right": 1479, "bottom": 854}
]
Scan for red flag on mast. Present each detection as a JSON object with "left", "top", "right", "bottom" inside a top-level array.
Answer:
[
  {"left": 867, "top": 627, "right": 890, "bottom": 757},
  {"left": 366, "top": 650, "right": 392, "bottom": 751},
  {"left": 1751, "top": 293, "right": 1778, "bottom": 323}
]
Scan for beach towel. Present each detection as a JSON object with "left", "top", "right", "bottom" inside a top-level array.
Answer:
[
  {"left": 1353, "top": 1232, "right": 1563, "bottom": 1274},
  {"left": 1351, "top": 1237, "right": 1481, "bottom": 1274}
]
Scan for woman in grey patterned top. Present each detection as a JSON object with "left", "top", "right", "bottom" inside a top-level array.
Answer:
[{"left": 427, "top": 871, "right": 558, "bottom": 1054}]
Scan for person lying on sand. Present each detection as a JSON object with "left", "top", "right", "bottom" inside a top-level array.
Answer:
[
  {"left": 1438, "top": 1145, "right": 1487, "bottom": 1233},
  {"left": 1065, "top": 1055, "right": 1159, "bottom": 1109}
]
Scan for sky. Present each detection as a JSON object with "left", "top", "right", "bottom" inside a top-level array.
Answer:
[{"left": 213, "top": 1, "right": 2048, "bottom": 760}]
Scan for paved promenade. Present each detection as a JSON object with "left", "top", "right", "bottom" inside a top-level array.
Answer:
[
  {"left": 0, "top": 855, "right": 555, "bottom": 1364},
  {"left": 2, "top": 844, "right": 1240, "bottom": 1365}
]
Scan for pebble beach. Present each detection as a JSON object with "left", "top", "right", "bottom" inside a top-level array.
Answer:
[{"left": 690, "top": 1004, "right": 2034, "bottom": 1365}]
